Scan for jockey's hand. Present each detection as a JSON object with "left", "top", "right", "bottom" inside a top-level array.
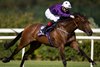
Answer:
[{"left": 70, "top": 15, "right": 75, "bottom": 18}]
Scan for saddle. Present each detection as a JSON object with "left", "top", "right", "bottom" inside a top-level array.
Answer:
[
  {"left": 38, "top": 22, "right": 56, "bottom": 46},
  {"left": 38, "top": 21, "right": 57, "bottom": 36},
  {"left": 38, "top": 17, "right": 71, "bottom": 36}
]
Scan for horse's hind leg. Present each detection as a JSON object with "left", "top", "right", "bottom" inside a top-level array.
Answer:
[
  {"left": 2, "top": 35, "right": 33, "bottom": 63},
  {"left": 4, "top": 32, "right": 22, "bottom": 50},
  {"left": 20, "top": 41, "right": 41, "bottom": 67},
  {"left": 70, "top": 41, "right": 96, "bottom": 65}
]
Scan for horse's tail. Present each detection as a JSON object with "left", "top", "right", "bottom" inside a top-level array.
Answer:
[{"left": 4, "top": 31, "right": 23, "bottom": 50}]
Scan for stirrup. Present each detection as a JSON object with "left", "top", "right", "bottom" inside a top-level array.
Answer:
[{"left": 38, "top": 31, "right": 45, "bottom": 36}]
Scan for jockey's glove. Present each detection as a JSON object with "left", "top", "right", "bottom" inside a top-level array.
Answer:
[{"left": 70, "top": 15, "right": 75, "bottom": 18}]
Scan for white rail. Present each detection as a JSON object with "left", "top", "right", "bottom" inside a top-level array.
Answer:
[{"left": 0, "top": 28, "right": 100, "bottom": 67}]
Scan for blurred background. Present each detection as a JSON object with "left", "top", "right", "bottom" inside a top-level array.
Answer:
[
  {"left": 0, "top": 0, "right": 100, "bottom": 63},
  {"left": 0, "top": 0, "right": 100, "bottom": 28}
]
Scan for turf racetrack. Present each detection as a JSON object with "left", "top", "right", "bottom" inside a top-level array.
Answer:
[{"left": 0, "top": 61, "right": 100, "bottom": 67}]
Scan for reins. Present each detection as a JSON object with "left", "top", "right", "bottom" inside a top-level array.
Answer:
[
  {"left": 57, "top": 28, "right": 69, "bottom": 34},
  {"left": 73, "top": 20, "right": 78, "bottom": 27},
  {"left": 57, "top": 18, "right": 78, "bottom": 35}
]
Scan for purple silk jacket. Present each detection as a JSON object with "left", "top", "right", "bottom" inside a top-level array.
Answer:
[{"left": 49, "top": 3, "right": 71, "bottom": 17}]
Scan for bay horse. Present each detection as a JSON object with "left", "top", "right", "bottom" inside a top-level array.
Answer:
[{"left": 2, "top": 13, "right": 96, "bottom": 67}]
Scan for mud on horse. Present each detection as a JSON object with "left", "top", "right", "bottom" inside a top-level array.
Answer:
[{"left": 2, "top": 13, "right": 96, "bottom": 67}]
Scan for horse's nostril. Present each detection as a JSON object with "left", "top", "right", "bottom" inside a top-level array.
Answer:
[{"left": 88, "top": 31, "right": 93, "bottom": 36}]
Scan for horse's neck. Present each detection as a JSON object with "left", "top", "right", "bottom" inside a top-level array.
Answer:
[
  {"left": 67, "top": 21, "right": 77, "bottom": 33},
  {"left": 58, "top": 20, "right": 77, "bottom": 34}
]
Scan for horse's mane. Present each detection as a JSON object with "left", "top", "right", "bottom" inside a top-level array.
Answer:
[
  {"left": 73, "top": 12, "right": 87, "bottom": 19},
  {"left": 59, "top": 17, "right": 73, "bottom": 23},
  {"left": 57, "top": 12, "right": 88, "bottom": 25}
]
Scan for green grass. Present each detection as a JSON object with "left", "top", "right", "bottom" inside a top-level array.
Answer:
[{"left": 0, "top": 60, "right": 100, "bottom": 67}]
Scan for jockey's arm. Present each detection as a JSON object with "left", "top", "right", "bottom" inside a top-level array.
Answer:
[
  {"left": 58, "top": 12, "right": 75, "bottom": 19},
  {"left": 57, "top": 9, "right": 75, "bottom": 18}
]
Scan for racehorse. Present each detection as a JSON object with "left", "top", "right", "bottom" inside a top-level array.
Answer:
[{"left": 2, "top": 13, "right": 96, "bottom": 67}]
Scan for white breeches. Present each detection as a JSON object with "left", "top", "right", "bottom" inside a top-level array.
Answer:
[{"left": 45, "top": 9, "right": 60, "bottom": 22}]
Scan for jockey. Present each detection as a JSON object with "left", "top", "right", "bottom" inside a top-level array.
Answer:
[{"left": 38, "top": 1, "right": 75, "bottom": 36}]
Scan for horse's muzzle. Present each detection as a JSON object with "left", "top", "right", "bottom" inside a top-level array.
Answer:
[{"left": 87, "top": 30, "right": 93, "bottom": 36}]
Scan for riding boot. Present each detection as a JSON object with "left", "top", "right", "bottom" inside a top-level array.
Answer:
[
  {"left": 42, "top": 25, "right": 50, "bottom": 34},
  {"left": 43, "top": 21, "right": 57, "bottom": 33},
  {"left": 38, "top": 25, "right": 50, "bottom": 36}
]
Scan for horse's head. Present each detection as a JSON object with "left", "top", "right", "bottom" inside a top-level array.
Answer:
[{"left": 74, "top": 13, "right": 93, "bottom": 36}]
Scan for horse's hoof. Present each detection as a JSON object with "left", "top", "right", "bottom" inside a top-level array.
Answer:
[
  {"left": 91, "top": 61, "right": 96, "bottom": 65},
  {"left": 2, "top": 57, "right": 10, "bottom": 63}
]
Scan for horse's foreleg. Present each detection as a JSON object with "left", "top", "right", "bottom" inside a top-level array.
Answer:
[
  {"left": 70, "top": 41, "right": 96, "bottom": 65},
  {"left": 20, "top": 41, "right": 41, "bottom": 67},
  {"left": 78, "top": 47, "right": 96, "bottom": 65},
  {"left": 58, "top": 45, "right": 66, "bottom": 67}
]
